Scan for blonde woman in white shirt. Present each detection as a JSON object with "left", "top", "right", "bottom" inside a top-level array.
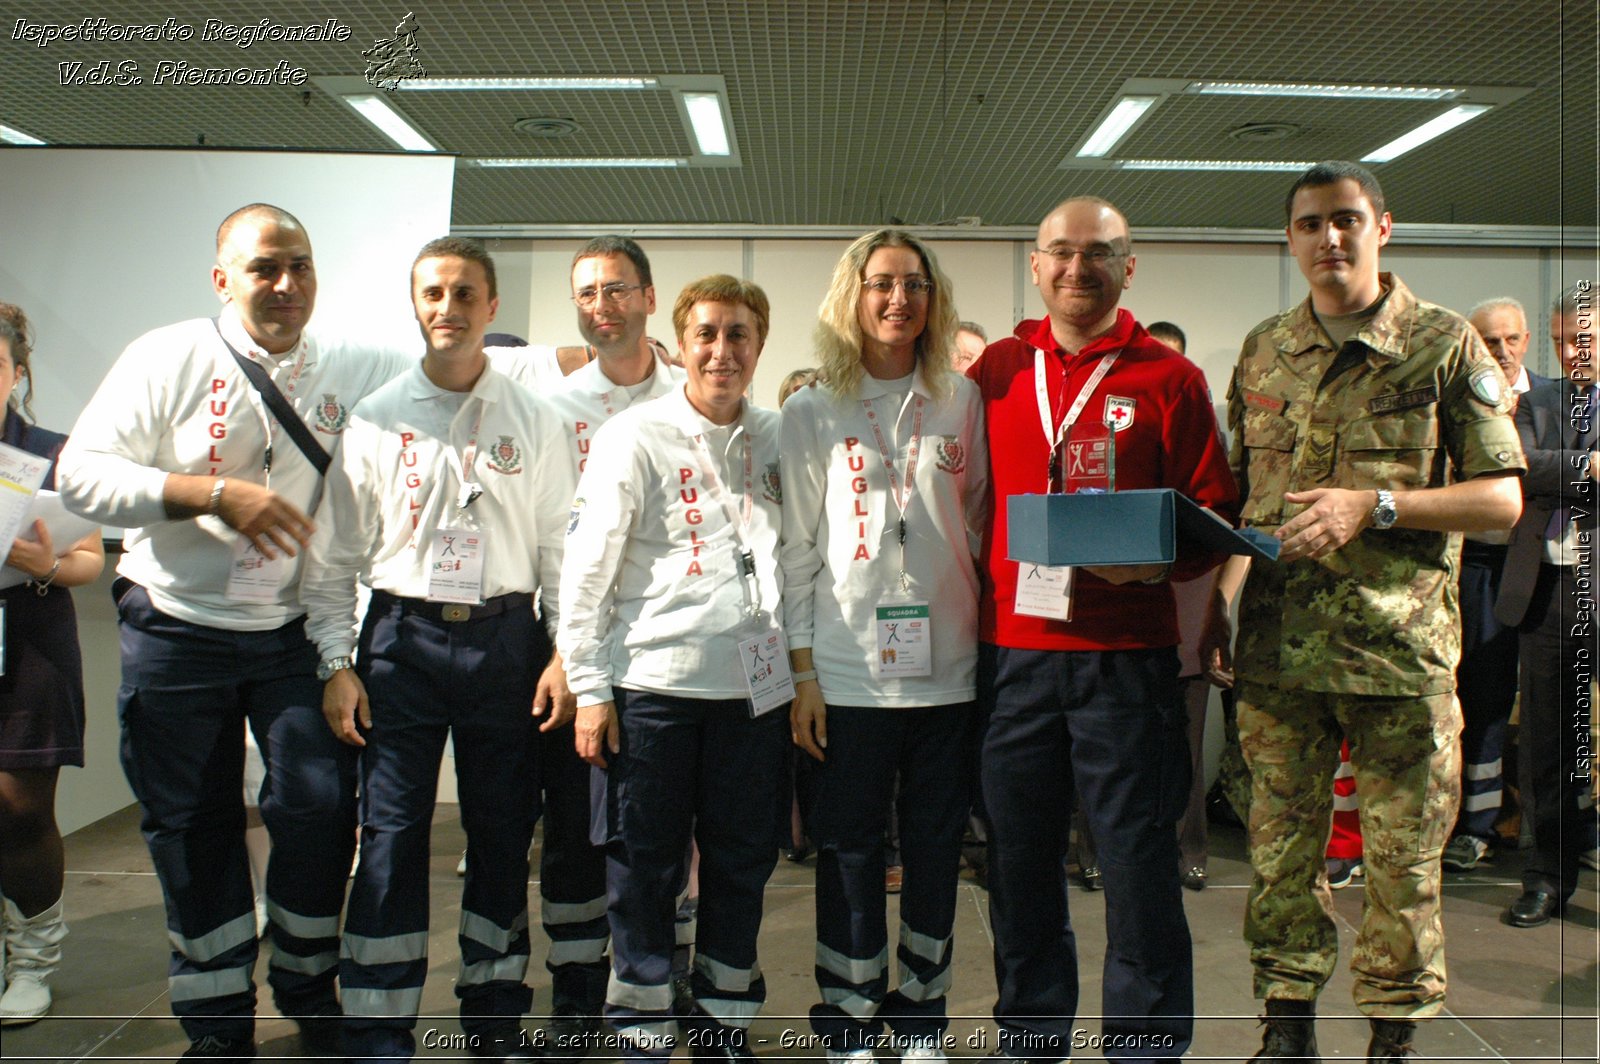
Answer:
[
  {"left": 562, "top": 275, "right": 788, "bottom": 1063},
  {"left": 781, "top": 231, "right": 987, "bottom": 1063}
]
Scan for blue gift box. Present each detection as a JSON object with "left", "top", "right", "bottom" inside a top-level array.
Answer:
[{"left": 1007, "top": 489, "right": 1278, "bottom": 567}]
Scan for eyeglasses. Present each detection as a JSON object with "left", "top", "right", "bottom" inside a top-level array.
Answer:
[
  {"left": 861, "top": 276, "right": 934, "bottom": 297},
  {"left": 572, "top": 282, "right": 647, "bottom": 308},
  {"left": 1033, "top": 245, "right": 1127, "bottom": 265}
]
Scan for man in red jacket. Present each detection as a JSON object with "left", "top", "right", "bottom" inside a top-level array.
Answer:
[{"left": 968, "top": 197, "right": 1238, "bottom": 1062}]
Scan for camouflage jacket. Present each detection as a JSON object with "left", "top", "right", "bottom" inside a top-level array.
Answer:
[{"left": 1227, "top": 274, "right": 1524, "bottom": 695}]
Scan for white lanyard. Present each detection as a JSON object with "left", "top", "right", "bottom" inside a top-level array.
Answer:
[
  {"left": 252, "top": 344, "right": 310, "bottom": 486},
  {"left": 687, "top": 424, "right": 765, "bottom": 619},
  {"left": 1034, "top": 348, "right": 1118, "bottom": 492},
  {"left": 442, "top": 399, "right": 487, "bottom": 515},
  {"left": 862, "top": 391, "right": 924, "bottom": 591}
]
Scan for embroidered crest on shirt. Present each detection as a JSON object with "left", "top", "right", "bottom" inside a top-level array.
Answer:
[
  {"left": 934, "top": 436, "right": 966, "bottom": 474},
  {"left": 1104, "top": 395, "right": 1137, "bottom": 432},
  {"left": 761, "top": 463, "right": 782, "bottom": 503},
  {"left": 488, "top": 434, "right": 523, "bottom": 475},
  {"left": 313, "top": 393, "right": 350, "bottom": 435}
]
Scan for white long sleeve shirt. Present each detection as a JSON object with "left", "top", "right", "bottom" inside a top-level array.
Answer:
[
  {"left": 779, "top": 370, "right": 988, "bottom": 707},
  {"left": 544, "top": 354, "right": 686, "bottom": 477},
  {"left": 57, "top": 309, "right": 412, "bottom": 630},
  {"left": 301, "top": 363, "right": 575, "bottom": 660},
  {"left": 558, "top": 386, "right": 783, "bottom": 707}
]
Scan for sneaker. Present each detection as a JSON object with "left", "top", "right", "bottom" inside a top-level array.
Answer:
[
  {"left": 1441, "top": 835, "right": 1493, "bottom": 871},
  {"left": 1325, "top": 857, "right": 1362, "bottom": 890},
  {"left": 181, "top": 1035, "right": 257, "bottom": 1060}
]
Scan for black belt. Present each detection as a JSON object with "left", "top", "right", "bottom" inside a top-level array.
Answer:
[
  {"left": 369, "top": 588, "right": 532, "bottom": 624},
  {"left": 1461, "top": 540, "right": 1509, "bottom": 561}
]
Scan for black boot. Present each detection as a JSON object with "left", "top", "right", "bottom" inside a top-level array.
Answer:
[
  {"left": 1251, "top": 999, "right": 1320, "bottom": 1062},
  {"left": 1367, "top": 1018, "right": 1416, "bottom": 1062}
]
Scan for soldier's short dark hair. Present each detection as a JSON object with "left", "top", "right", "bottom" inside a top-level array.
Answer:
[
  {"left": 413, "top": 236, "right": 497, "bottom": 299},
  {"left": 574, "top": 235, "right": 653, "bottom": 288},
  {"left": 1284, "top": 161, "right": 1386, "bottom": 223}
]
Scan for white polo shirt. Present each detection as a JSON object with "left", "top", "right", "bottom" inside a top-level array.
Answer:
[
  {"left": 301, "top": 362, "right": 574, "bottom": 660},
  {"left": 58, "top": 308, "right": 413, "bottom": 630},
  {"left": 543, "top": 353, "right": 686, "bottom": 477},
  {"left": 779, "top": 369, "right": 988, "bottom": 707},
  {"left": 559, "top": 386, "right": 783, "bottom": 707}
]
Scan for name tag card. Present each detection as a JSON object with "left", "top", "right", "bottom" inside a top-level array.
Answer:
[
  {"left": 740, "top": 627, "right": 795, "bottom": 718},
  {"left": 1013, "top": 563, "right": 1074, "bottom": 621},
  {"left": 224, "top": 537, "right": 286, "bottom": 603},
  {"left": 874, "top": 601, "right": 932, "bottom": 677},
  {"left": 428, "top": 527, "right": 488, "bottom": 604}
]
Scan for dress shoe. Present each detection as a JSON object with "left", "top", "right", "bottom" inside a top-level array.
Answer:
[
  {"left": 540, "top": 1008, "right": 601, "bottom": 1063},
  {"left": 1251, "top": 998, "right": 1319, "bottom": 1062},
  {"left": 1080, "top": 865, "right": 1103, "bottom": 891},
  {"left": 1181, "top": 866, "right": 1208, "bottom": 891},
  {"left": 692, "top": 1027, "right": 754, "bottom": 1063},
  {"left": 1367, "top": 1017, "right": 1416, "bottom": 1061},
  {"left": 1506, "top": 889, "right": 1562, "bottom": 927}
]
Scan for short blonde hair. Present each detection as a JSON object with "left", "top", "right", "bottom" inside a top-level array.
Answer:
[
  {"left": 814, "top": 230, "right": 958, "bottom": 401},
  {"left": 672, "top": 274, "right": 771, "bottom": 346}
]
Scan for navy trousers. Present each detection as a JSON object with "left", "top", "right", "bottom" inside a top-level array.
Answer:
[
  {"left": 539, "top": 720, "right": 611, "bottom": 1016},
  {"left": 1454, "top": 542, "right": 1518, "bottom": 840},
  {"left": 116, "top": 581, "right": 356, "bottom": 1043},
  {"left": 599, "top": 688, "right": 788, "bottom": 1059},
  {"left": 340, "top": 591, "right": 545, "bottom": 1060},
  {"left": 979, "top": 643, "right": 1192, "bottom": 1063},
  {"left": 806, "top": 702, "right": 969, "bottom": 1050}
]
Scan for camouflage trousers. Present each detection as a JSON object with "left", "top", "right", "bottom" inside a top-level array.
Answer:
[{"left": 1236, "top": 682, "right": 1461, "bottom": 1018}]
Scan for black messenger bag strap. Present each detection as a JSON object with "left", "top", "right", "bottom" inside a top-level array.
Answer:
[{"left": 212, "top": 318, "right": 331, "bottom": 477}]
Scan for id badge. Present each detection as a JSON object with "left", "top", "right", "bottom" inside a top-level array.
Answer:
[
  {"left": 427, "top": 527, "right": 488, "bottom": 604},
  {"left": 874, "top": 601, "right": 932, "bottom": 677},
  {"left": 224, "top": 536, "right": 286, "bottom": 603},
  {"left": 739, "top": 627, "right": 795, "bottom": 718},
  {"left": 1013, "top": 563, "right": 1074, "bottom": 621}
]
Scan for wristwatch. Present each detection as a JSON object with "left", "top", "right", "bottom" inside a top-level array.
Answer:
[
  {"left": 1370, "top": 489, "right": 1398, "bottom": 530},
  {"left": 316, "top": 656, "right": 355, "bottom": 681}
]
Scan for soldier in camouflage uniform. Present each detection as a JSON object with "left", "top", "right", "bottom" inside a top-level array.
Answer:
[{"left": 1225, "top": 162, "right": 1524, "bottom": 1063}]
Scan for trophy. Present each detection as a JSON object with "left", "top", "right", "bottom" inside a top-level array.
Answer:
[{"left": 1060, "top": 416, "right": 1116, "bottom": 494}]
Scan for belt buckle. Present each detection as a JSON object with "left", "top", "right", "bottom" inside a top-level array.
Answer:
[{"left": 441, "top": 603, "right": 471, "bottom": 623}]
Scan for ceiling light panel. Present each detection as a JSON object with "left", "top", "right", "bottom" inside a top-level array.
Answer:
[
  {"left": 1362, "top": 104, "right": 1493, "bottom": 163},
  {"left": 0, "top": 123, "right": 46, "bottom": 145},
  {"left": 1185, "top": 81, "right": 1464, "bottom": 100},
  {"left": 342, "top": 94, "right": 437, "bottom": 152},
  {"left": 1076, "top": 96, "right": 1159, "bottom": 158},
  {"left": 397, "top": 76, "right": 658, "bottom": 91}
]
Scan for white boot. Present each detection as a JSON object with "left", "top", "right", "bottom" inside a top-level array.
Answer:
[{"left": 0, "top": 895, "right": 66, "bottom": 1025}]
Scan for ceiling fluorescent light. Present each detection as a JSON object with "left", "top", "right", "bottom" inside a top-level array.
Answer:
[
  {"left": 471, "top": 156, "right": 684, "bottom": 168},
  {"left": 1077, "top": 95, "right": 1158, "bottom": 157},
  {"left": 1120, "top": 159, "right": 1315, "bottom": 171},
  {"left": 1362, "top": 104, "right": 1491, "bottom": 163},
  {"left": 1187, "top": 81, "right": 1463, "bottom": 100},
  {"left": 344, "top": 94, "right": 436, "bottom": 151},
  {"left": 682, "top": 92, "right": 730, "bottom": 155},
  {"left": 0, "top": 123, "right": 46, "bottom": 145},
  {"left": 398, "top": 77, "right": 657, "bottom": 91}
]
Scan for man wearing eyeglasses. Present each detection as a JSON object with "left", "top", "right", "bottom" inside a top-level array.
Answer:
[
  {"left": 523, "top": 235, "right": 685, "bottom": 1057},
  {"left": 968, "top": 196, "right": 1238, "bottom": 1062}
]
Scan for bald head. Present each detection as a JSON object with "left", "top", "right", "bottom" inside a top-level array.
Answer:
[
  {"left": 1038, "top": 196, "right": 1130, "bottom": 247},
  {"left": 216, "top": 204, "right": 306, "bottom": 260},
  {"left": 1468, "top": 297, "right": 1530, "bottom": 382}
]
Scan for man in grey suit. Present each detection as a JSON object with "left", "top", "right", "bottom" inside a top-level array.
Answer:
[
  {"left": 1443, "top": 298, "right": 1553, "bottom": 872},
  {"left": 1494, "top": 282, "right": 1599, "bottom": 927}
]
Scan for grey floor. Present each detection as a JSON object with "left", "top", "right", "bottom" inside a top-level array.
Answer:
[{"left": 4, "top": 806, "right": 1596, "bottom": 1063}]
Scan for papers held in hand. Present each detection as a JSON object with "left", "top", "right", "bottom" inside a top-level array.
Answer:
[{"left": 1007, "top": 488, "right": 1279, "bottom": 568}]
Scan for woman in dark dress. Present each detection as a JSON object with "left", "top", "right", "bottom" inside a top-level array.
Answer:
[{"left": 0, "top": 305, "right": 104, "bottom": 1025}]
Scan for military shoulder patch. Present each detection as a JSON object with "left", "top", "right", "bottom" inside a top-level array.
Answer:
[{"left": 1468, "top": 367, "right": 1504, "bottom": 406}]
